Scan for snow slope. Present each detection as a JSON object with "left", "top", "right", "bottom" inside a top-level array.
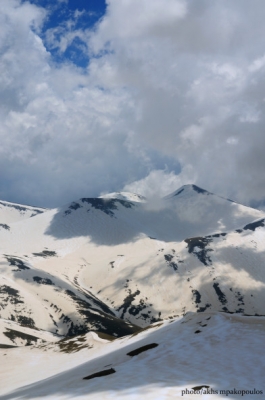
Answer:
[
  {"left": 0, "top": 200, "right": 46, "bottom": 225},
  {"left": 0, "top": 312, "right": 264, "bottom": 399},
  {"left": 0, "top": 184, "right": 265, "bottom": 398}
]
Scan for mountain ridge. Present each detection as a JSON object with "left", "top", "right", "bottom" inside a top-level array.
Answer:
[
  {"left": 0, "top": 184, "right": 265, "bottom": 342},
  {"left": 1, "top": 184, "right": 265, "bottom": 398}
]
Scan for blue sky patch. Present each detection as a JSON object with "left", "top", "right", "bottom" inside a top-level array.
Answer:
[{"left": 25, "top": 0, "right": 107, "bottom": 67}]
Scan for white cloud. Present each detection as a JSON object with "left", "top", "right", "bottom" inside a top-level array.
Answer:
[
  {"left": 91, "top": 0, "right": 187, "bottom": 51},
  {"left": 226, "top": 137, "right": 238, "bottom": 145},
  {"left": 123, "top": 167, "right": 195, "bottom": 199},
  {"left": 89, "top": 0, "right": 265, "bottom": 206},
  {"left": 1, "top": 0, "right": 265, "bottom": 207},
  {"left": 249, "top": 55, "right": 265, "bottom": 72}
]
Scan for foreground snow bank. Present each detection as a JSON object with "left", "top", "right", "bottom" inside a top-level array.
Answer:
[{"left": 0, "top": 312, "right": 264, "bottom": 399}]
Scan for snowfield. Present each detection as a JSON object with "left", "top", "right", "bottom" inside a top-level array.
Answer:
[
  {"left": 0, "top": 313, "right": 264, "bottom": 399},
  {"left": 0, "top": 185, "right": 264, "bottom": 399}
]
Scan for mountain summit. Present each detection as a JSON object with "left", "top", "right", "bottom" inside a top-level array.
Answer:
[{"left": 164, "top": 183, "right": 213, "bottom": 198}]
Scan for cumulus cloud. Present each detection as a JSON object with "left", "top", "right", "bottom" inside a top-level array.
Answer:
[
  {"left": 123, "top": 168, "right": 194, "bottom": 199},
  {"left": 90, "top": 0, "right": 265, "bottom": 206},
  {"left": 1, "top": 0, "right": 265, "bottom": 207},
  {"left": 0, "top": 0, "right": 151, "bottom": 206}
]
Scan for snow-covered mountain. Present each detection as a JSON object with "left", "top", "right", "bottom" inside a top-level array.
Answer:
[
  {"left": 1, "top": 184, "right": 265, "bottom": 399},
  {"left": 0, "top": 199, "right": 46, "bottom": 225}
]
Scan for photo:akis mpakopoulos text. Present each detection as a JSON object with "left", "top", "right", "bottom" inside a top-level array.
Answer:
[{"left": 181, "top": 387, "right": 264, "bottom": 396}]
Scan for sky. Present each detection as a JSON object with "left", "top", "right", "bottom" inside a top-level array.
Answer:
[{"left": 1, "top": 0, "right": 265, "bottom": 208}]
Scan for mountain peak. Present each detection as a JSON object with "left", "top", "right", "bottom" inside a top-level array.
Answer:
[
  {"left": 164, "top": 184, "right": 212, "bottom": 199},
  {"left": 189, "top": 184, "right": 212, "bottom": 194}
]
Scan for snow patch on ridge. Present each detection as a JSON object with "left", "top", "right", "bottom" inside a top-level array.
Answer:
[{"left": 99, "top": 192, "right": 146, "bottom": 202}]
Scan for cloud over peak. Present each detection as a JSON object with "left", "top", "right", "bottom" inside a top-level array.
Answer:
[{"left": 1, "top": 0, "right": 265, "bottom": 207}]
